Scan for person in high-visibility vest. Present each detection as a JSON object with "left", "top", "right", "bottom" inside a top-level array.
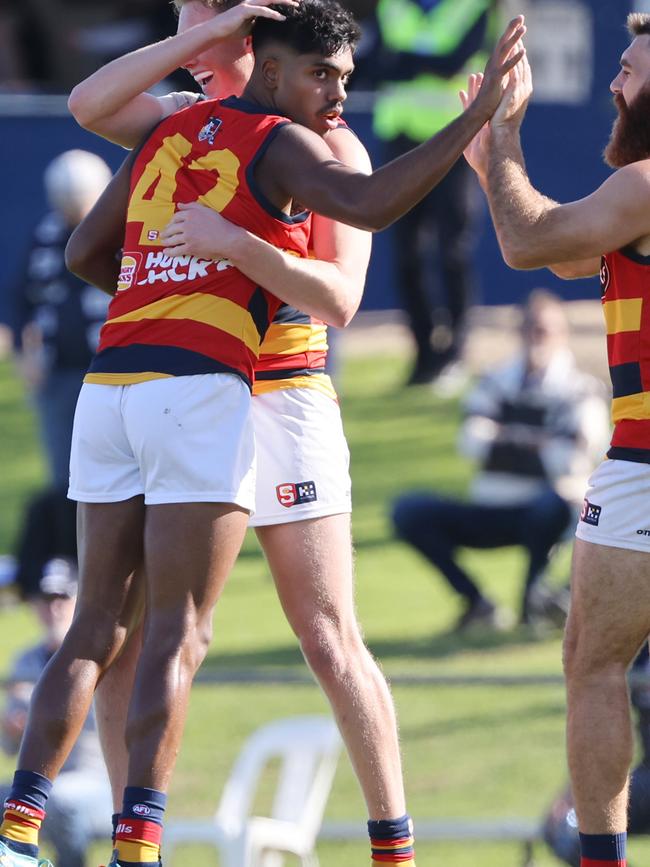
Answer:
[{"left": 372, "top": 0, "right": 501, "bottom": 385}]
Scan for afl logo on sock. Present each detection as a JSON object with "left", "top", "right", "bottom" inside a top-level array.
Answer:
[{"left": 132, "top": 804, "right": 151, "bottom": 816}]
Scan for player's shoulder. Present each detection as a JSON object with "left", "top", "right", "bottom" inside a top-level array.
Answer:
[
  {"left": 325, "top": 123, "right": 372, "bottom": 172},
  {"left": 609, "top": 159, "right": 650, "bottom": 194},
  {"left": 270, "top": 119, "right": 333, "bottom": 156}
]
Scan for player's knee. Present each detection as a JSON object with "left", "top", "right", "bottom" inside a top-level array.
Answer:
[
  {"left": 145, "top": 609, "right": 213, "bottom": 676},
  {"left": 299, "top": 615, "right": 364, "bottom": 682},
  {"left": 64, "top": 608, "right": 124, "bottom": 671},
  {"left": 563, "top": 619, "right": 627, "bottom": 684}
]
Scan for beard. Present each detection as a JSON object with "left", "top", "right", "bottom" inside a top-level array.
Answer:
[{"left": 604, "top": 87, "right": 650, "bottom": 167}]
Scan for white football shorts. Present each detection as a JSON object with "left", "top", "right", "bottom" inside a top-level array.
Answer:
[
  {"left": 249, "top": 387, "right": 352, "bottom": 527},
  {"left": 575, "top": 458, "right": 650, "bottom": 553},
  {"left": 68, "top": 373, "right": 255, "bottom": 511}
]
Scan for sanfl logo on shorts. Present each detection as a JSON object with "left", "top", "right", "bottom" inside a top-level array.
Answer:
[{"left": 276, "top": 481, "right": 318, "bottom": 508}]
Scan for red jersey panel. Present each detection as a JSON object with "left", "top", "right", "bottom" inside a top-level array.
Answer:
[
  {"left": 86, "top": 96, "right": 312, "bottom": 389},
  {"left": 601, "top": 248, "right": 650, "bottom": 462},
  {"left": 253, "top": 121, "right": 357, "bottom": 401}
]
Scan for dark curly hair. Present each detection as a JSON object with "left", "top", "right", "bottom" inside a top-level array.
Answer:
[{"left": 252, "top": 0, "right": 360, "bottom": 57}]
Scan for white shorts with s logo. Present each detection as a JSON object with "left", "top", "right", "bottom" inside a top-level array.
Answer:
[
  {"left": 575, "top": 458, "right": 650, "bottom": 552},
  {"left": 249, "top": 387, "right": 352, "bottom": 527}
]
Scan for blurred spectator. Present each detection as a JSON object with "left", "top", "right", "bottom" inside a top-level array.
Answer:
[
  {"left": 371, "top": 0, "right": 500, "bottom": 386},
  {"left": 391, "top": 290, "right": 610, "bottom": 631},
  {"left": 0, "top": 3, "right": 29, "bottom": 90},
  {"left": 0, "top": 558, "right": 113, "bottom": 867},
  {"left": 10, "top": 149, "right": 112, "bottom": 597},
  {"left": 543, "top": 645, "right": 650, "bottom": 866},
  {"left": 0, "top": 0, "right": 183, "bottom": 92}
]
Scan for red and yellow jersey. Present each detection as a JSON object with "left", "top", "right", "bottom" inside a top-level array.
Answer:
[
  {"left": 253, "top": 119, "right": 358, "bottom": 402},
  {"left": 602, "top": 248, "right": 650, "bottom": 462},
  {"left": 253, "top": 303, "right": 335, "bottom": 399},
  {"left": 86, "top": 96, "right": 312, "bottom": 389}
]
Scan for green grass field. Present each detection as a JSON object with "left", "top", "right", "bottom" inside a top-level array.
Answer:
[{"left": 0, "top": 352, "right": 647, "bottom": 866}]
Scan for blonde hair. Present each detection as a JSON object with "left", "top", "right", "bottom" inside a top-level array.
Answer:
[{"left": 627, "top": 13, "right": 650, "bottom": 37}]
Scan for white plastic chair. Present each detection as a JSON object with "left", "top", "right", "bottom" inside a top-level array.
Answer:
[{"left": 164, "top": 715, "right": 342, "bottom": 867}]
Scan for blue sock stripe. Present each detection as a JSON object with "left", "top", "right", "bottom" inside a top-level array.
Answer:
[
  {"left": 122, "top": 787, "right": 167, "bottom": 826},
  {"left": 579, "top": 832, "right": 627, "bottom": 860},
  {"left": 0, "top": 835, "right": 39, "bottom": 858},
  {"left": 114, "top": 861, "right": 159, "bottom": 867},
  {"left": 368, "top": 814, "right": 412, "bottom": 840},
  {"left": 9, "top": 770, "right": 53, "bottom": 811}
]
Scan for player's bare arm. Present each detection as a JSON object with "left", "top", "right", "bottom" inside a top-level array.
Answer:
[
  {"left": 67, "top": 130, "right": 372, "bottom": 326},
  {"left": 485, "top": 54, "right": 650, "bottom": 272},
  {"left": 460, "top": 67, "right": 600, "bottom": 279},
  {"left": 309, "top": 125, "right": 372, "bottom": 323},
  {"left": 67, "top": 0, "right": 297, "bottom": 147},
  {"left": 258, "top": 18, "right": 526, "bottom": 231},
  {"left": 160, "top": 126, "right": 372, "bottom": 326},
  {"left": 489, "top": 126, "right": 650, "bottom": 269},
  {"left": 65, "top": 154, "right": 136, "bottom": 294}
]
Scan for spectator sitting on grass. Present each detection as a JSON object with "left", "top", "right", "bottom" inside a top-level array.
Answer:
[{"left": 391, "top": 290, "right": 610, "bottom": 631}]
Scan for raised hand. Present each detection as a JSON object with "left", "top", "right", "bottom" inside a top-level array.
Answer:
[
  {"left": 492, "top": 48, "right": 533, "bottom": 130},
  {"left": 209, "top": 0, "right": 301, "bottom": 41},
  {"left": 160, "top": 202, "right": 248, "bottom": 260},
  {"left": 460, "top": 72, "right": 490, "bottom": 183},
  {"left": 472, "top": 15, "right": 527, "bottom": 120}
]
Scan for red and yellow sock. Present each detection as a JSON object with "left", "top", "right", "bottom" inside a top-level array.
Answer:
[
  {"left": 0, "top": 800, "right": 45, "bottom": 850},
  {"left": 368, "top": 814, "right": 416, "bottom": 865},
  {"left": 0, "top": 770, "right": 52, "bottom": 857},
  {"left": 115, "top": 818, "right": 161, "bottom": 864},
  {"left": 115, "top": 786, "right": 166, "bottom": 866}
]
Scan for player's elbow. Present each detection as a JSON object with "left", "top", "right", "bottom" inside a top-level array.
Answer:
[
  {"left": 65, "top": 230, "right": 92, "bottom": 279},
  {"left": 68, "top": 86, "right": 99, "bottom": 129},
  {"left": 502, "top": 243, "right": 542, "bottom": 271},
  {"left": 318, "top": 297, "right": 353, "bottom": 328},
  {"left": 328, "top": 279, "right": 364, "bottom": 327},
  {"left": 329, "top": 302, "right": 356, "bottom": 329},
  {"left": 322, "top": 308, "right": 349, "bottom": 329}
]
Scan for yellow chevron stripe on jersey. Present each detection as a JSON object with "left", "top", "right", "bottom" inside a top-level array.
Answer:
[
  {"left": 260, "top": 322, "right": 328, "bottom": 356},
  {"left": 84, "top": 371, "right": 174, "bottom": 385},
  {"left": 106, "top": 293, "right": 261, "bottom": 354},
  {"left": 611, "top": 391, "right": 650, "bottom": 422},
  {"left": 253, "top": 373, "right": 337, "bottom": 399},
  {"left": 603, "top": 298, "right": 643, "bottom": 334}
]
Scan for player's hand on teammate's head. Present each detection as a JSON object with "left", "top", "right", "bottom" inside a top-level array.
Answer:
[
  {"left": 211, "top": 0, "right": 301, "bottom": 41},
  {"left": 460, "top": 72, "right": 490, "bottom": 184},
  {"left": 491, "top": 47, "right": 533, "bottom": 130},
  {"left": 471, "top": 15, "right": 526, "bottom": 120}
]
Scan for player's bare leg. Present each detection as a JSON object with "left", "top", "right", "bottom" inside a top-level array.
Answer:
[
  {"left": 18, "top": 498, "right": 144, "bottom": 776},
  {"left": 564, "top": 539, "right": 650, "bottom": 849},
  {"left": 0, "top": 498, "right": 145, "bottom": 857},
  {"left": 95, "top": 617, "right": 143, "bottom": 810},
  {"left": 257, "top": 514, "right": 415, "bottom": 864},
  {"left": 110, "top": 501, "right": 248, "bottom": 865}
]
